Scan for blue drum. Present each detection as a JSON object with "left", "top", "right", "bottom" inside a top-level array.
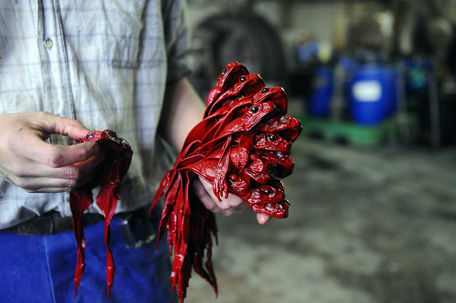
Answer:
[
  {"left": 349, "top": 65, "right": 392, "bottom": 126},
  {"left": 307, "top": 67, "right": 334, "bottom": 118}
]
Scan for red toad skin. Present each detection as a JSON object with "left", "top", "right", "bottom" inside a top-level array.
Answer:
[
  {"left": 151, "top": 62, "right": 302, "bottom": 303},
  {"left": 69, "top": 130, "right": 132, "bottom": 299}
]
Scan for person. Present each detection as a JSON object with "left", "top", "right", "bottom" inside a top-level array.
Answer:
[{"left": 0, "top": 1, "right": 270, "bottom": 302}]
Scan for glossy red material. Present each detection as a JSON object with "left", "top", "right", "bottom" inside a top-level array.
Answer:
[
  {"left": 69, "top": 130, "right": 133, "bottom": 299},
  {"left": 151, "top": 62, "right": 302, "bottom": 302}
]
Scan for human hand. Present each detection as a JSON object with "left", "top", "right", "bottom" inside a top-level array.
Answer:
[
  {"left": 0, "top": 112, "right": 104, "bottom": 193},
  {"left": 192, "top": 177, "right": 271, "bottom": 225}
]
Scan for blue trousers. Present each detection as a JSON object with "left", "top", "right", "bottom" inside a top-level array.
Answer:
[{"left": 0, "top": 216, "right": 177, "bottom": 303}]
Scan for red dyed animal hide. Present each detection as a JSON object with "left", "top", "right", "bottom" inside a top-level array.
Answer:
[
  {"left": 70, "top": 130, "right": 132, "bottom": 299},
  {"left": 151, "top": 62, "right": 302, "bottom": 302}
]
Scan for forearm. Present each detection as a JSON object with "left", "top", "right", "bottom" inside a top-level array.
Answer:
[{"left": 159, "top": 78, "right": 206, "bottom": 151}]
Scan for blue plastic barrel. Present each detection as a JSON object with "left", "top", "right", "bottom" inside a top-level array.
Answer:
[
  {"left": 349, "top": 65, "right": 390, "bottom": 126},
  {"left": 307, "top": 67, "right": 334, "bottom": 118}
]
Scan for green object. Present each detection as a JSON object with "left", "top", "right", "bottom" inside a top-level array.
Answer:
[{"left": 299, "top": 117, "right": 399, "bottom": 146}]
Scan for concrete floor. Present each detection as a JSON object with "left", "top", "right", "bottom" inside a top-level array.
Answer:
[{"left": 184, "top": 101, "right": 456, "bottom": 303}]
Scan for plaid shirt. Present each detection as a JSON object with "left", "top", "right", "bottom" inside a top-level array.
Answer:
[{"left": 0, "top": 0, "right": 191, "bottom": 229}]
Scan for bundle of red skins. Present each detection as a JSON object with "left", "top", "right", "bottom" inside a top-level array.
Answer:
[{"left": 151, "top": 62, "right": 302, "bottom": 302}]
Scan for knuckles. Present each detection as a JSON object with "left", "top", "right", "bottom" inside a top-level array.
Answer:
[
  {"left": 46, "top": 149, "right": 66, "bottom": 168},
  {"left": 45, "top": 144, "right": 92, "bottom": 168},
  {"left": 63, "top": 166, "right": 81, "bottom": 181}
]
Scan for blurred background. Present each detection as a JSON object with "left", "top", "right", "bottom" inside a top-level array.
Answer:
[{"left": 183, "top": 0, "right": 456, "bottom": 302}]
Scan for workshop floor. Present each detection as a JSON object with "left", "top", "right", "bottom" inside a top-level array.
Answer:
[{"left": 184, "top": 101, "right": 456, "bottom": 303}]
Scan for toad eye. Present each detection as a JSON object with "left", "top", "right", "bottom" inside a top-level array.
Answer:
[
  {"left": 262, "top": 88, "right": 269, "bottom": 93},
  {"left": 250, "top": 106, "right": 259, "bottom": 113},
  {"left": 221, "top": 69, "right": 227, "bottom": 76},
  {"left": 268, "top": 135, "right": 277, "bottom": 142},
  {"left": 240, "top": 76, "right": 246, "bottom": 82},
  {"left": 261, "top": 189, "right": 272, "bottom": 195},
  {"left": 86, "top": 133, "right": 94, "bottom": 140},
  {"left": 279, "top": 116, "right": 288, "bottom": 123}
]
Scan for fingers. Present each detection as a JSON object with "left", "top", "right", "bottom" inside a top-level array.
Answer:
[
  {"left": 256, "top": 213, "right": 271, "bottom": 225},
  {"left": 193, "top": 177, "right": 247, "bottom": 216},
  {"left": 9, "top": 151, "right": 105, "bottom": 193},
  {"left": 4, "top": 112, "right": 96, "bottom": 168},
  {"left": 18, "top": 177, "right": 83, "bottom": 193},
  {"left": 193, "top": 177, "right": 273, "bottom": 224},
  {"left": 14, "top": 125, "right": 99, "bottom": 169},
  {"left": 37, "top": 142, "right": 100, "bottom": 168},
  {"left": 0, "top": 112, "right": 107, "bottom": 193},
  {"left": 193, "top": 179, "right": 219, "bottom": 212},
  {"left": 199, "top": 178, "right": 244, "bottom": 208}
]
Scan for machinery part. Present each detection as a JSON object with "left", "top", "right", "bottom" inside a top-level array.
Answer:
[{"left": 190, "top": 14, "right": 288, "bottom": 97}]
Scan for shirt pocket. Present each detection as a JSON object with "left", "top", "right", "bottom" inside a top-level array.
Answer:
[
  {"left": 67, "top": 1, "right": 149, "bottom": 68},
  {"left": 99, "top": 1, "right": 146, "bottom": 68}
]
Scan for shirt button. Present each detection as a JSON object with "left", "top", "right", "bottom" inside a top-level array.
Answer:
[{"left": 43, "top": 38, "right": 53, "bottom": 49}]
